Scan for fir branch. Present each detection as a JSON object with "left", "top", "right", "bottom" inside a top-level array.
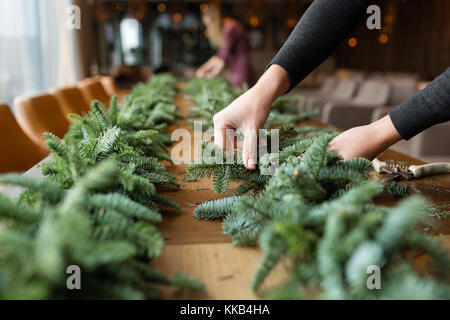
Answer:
[
  {"left": 44, "top": 132, "right": 69, "bottom": 161},
  {"left": 90, "top": 193, "right": 162, "bottom": 224},
  {"left": 194, "top": 196, "right": 240, "bottom": 221},
  {"left": 385, "top": 181, "right": 410, "bottom": 198},
  {"left": 93, "top": 126, "right": 122, "bottom": 160}
]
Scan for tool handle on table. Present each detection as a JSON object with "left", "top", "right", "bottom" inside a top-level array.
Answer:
[
  {"left": 372, "top": 158, "right": 387, "bottom": 173},
  {"left": 408, "top": 162, "right": 450, "bottom": 178}
]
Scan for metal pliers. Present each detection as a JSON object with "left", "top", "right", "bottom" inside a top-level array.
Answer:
[{"left": 372, "top": 158, "right": 450, "bottom": 180}]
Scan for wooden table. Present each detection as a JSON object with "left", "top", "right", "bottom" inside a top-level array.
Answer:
[{"left": 1, "top": 95, "right": 449, "bottom": 300}]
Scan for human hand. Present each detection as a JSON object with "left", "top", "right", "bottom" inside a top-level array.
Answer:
[
  {"left": 195, "top": 63, "right": 209, "bottom": 78},
  {"left": 196, "top": 56, "right": 225, "bottom": 79},
  {"left": 213, "top": 87, "right": 272, "bottom": 169},
  {"left": 213, "top": 65, "right": 290, "bottom": 169},
  {"left": 329, "top": 115, "right": 402, "bottom": 160},
  {"left": 205, "top": 56, "right": 225, "bottom": 79}
]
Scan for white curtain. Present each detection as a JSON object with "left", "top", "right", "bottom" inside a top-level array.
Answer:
[
  {"left": 58, "top": 0, "right": 78, "bottom": 86},
  {"left": 0, "top": 0, "right": 73, "bottom": 107}
]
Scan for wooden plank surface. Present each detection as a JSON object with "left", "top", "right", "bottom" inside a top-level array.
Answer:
[{"left": 153, "top": 95, "right": 450, "bottom": 300}]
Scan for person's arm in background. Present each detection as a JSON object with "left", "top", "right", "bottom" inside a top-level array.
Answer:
[
  {"left": 196, "top": 22, "right": 236, "bottom": 79},
  {"left": 329, "top": 68, "right": 450, "bottom": 160},
  {"left": 196, "top": 56, "right": 225, "bottom": 79},
  {"left": 214, "top": 0, "right": 370, "bottom": 169}
]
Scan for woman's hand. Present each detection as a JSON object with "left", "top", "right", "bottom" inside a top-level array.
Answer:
[
  {"left": 196, "top": 56, "right": 225, "bottom": 79},
  {"left": 213, "top": 65, "right": 290, "bottom": 169},
  {"left": 213, "top": 87, "right": 271, "bottom": 169},
  {"left": 329, "top": 115, "right": 402, "bottom": 160}
]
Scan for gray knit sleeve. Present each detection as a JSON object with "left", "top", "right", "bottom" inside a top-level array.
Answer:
[
  {"left": 389, "top": 68, "right": 450, "bottom": 140},
  {"left": 268, "top": 0, "right": 370, "bottom": 91}
]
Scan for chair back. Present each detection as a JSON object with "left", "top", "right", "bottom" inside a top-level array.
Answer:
[
  {"left": 14, "top": 94, "right": 70, "bottom": 149},
  {"left": 51, "top": 86, "right": 90, "bottom": 118},
  {"left": 0, "top": 104, "right": 47, "bottom": 173},
  {"left": 353, "top": 80, "right": 391, "bottom": 106},
  {"left": 412, "top": 123, "right": 450, "bottom": 157},
  {"left": 388, "top": 80, "right": 417, "bottom": 106},
  {"left": 330, "top": 79, "right": 358, "bottom": 100},
  {"left": 319, "top": 77, "right": 337, "bottom": 94},
  {"left": 78, "top": 77, "right": 111, "bottom": 106}
]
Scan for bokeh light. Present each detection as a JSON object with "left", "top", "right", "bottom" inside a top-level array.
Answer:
[
  {"left": 249, "top": 16, "right": 260, "bottom": 27},
  {"left": 379, "top": 33, "right": 389, "bottom": 44},
  {"left": 200, "top": 3, "right": 209, "bottom": 13},
  {"left": 285, "top": 18, "right": 297, "bottom": 28},
  {"left": 173, "top": 12, "right": 183, "bottom": 23},
  {"left": 384, "top": 14, "right": 394, "bottom": 24},
  {"left": 348, "top": 37, "right": 358, "bottom": 48},
  {"left": 157, "top": 3, "right": 166, "bottom": 13}
]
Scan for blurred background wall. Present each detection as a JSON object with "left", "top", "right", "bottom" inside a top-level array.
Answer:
[
  {"left": 86, "top": 0, "right": 450, "bottom": 81},
  {"left": 1, "top": 0, "right": 450, "bottom": 104}
]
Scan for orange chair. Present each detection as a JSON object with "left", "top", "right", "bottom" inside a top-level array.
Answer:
[
  {"left": 78, "top": 77, "right": 112, "bottom": 106},
  {"left": 14, "top": 94, "right": 70, "bottom": 150},
  {"left": 0, "top": 104, "right": 48, "bottom": 173},
  {"left": 51, "top": 86, "right": 91, "bottom": 119},
  {"left": 100, "top": 76, "right": 130, "bottom": 97}
]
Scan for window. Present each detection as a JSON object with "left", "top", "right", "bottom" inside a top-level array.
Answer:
[
  {"left": 0, "top": 0, "right": 60, "bottom": 106},
  {"left": 120, "top": 17, "right": 143, "bottom": 66}
]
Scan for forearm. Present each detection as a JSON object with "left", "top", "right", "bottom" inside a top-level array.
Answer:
[
  {"left": 269, "top": 0, "right": 370, "bottom": 91},
  {"left": 370, "top": 115, "right": 402, "bottom": 150},
  {"left": 389, "top": 68, "right": 450, "bottom": 140},
  {"left": 252, "top": 65, "right": 290, "bottom": 109}
]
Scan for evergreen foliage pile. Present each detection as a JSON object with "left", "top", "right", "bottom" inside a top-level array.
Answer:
[
  {"left": 183, "top": 77, "right": 316, "bottom": 130},
  {"left": 183, "top": 77, "right": 243, "bottom": 130},
  {"left": 42, "top": 99, "right": 179, "bottom": 208},
  {"left": 0, "top": 161, "right": 203, "bottom": 299},
  {"left": 119, "top": 74, "right": 178, "bottom": 125},
  {"left": 0, "top": 74, "right": 204, "bottom": 299},
  {"left": 186, "top": 99, "right": 450, "bottom": 299},
  {"left": 187, "top": 125, "right": 341, "bottom": 196}
]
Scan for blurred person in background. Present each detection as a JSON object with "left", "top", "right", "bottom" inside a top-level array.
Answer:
[{"left": 196, "top": 2, "right": 254, "bottom": 88}]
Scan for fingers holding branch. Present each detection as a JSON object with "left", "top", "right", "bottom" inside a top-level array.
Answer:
[{"left": 243, "top": 129, "right": 258, "bottom": 170}]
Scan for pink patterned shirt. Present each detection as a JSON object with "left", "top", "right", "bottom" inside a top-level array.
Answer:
[{"left": 217, "top": 20, "right": 255, "bottom": 88}]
